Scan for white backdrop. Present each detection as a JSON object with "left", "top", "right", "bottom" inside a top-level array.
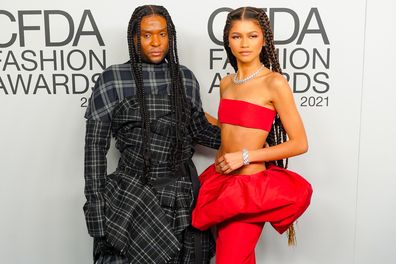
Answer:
[{"left": 0, "top": 0, "right": 395, "bottom": 263}]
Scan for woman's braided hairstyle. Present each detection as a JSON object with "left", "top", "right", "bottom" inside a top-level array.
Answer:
[
  {"left": 223, "top": 6, "right": 288, "bottom": 169},
  {"left": 223, "top": 7, "right": 296, "bottom": 245}
]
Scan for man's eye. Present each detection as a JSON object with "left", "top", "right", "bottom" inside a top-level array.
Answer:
[
  {"left": 250, "top": 35, "right": 258, "bottom": 38},
  {"left": 160, "top": 32, "right": 167, "bottom": 37},
  {"left": 143, "top": 34, "right": 151, "bottom": 38},
  {"left": 231, "top": 36, "right": 240, "bottom": 39}
]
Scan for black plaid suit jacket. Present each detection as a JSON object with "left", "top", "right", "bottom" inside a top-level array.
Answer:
[{"left": 83, "top": 62, "right": 220, "bottom": 263}]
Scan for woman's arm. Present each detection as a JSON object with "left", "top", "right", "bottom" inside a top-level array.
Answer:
[
  {"left": 217, "top": 74, "right": 308, "bottom": 173},
  {"left": 250, "top": 74, "right": 308, "bottom": 161},
  {"left": 213, "top": 75, "right": 231, "bottom": 172}
]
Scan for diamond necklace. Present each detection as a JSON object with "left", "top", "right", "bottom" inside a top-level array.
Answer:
[{"left": 233, "top": 64, "right": 265, "bottom": 85}]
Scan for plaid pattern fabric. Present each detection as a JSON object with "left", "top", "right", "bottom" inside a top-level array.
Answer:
[
  {"left": 104, "top": 169, "right": 179, "bottom": 263},
  {"left": 84, "top": 120, "right": 112, "bottom": 237},
  {"left": 96, "top": 227, "right": 214, "bottom": 264},
  {"left": 96, "top": 254, "right": 129, "bottom": 264},
  {"left": 96, "top": 226, "right": 214, "bottom": 264},
  {"left": 84, "top": 62, "right": 220, "bottom": 263}
]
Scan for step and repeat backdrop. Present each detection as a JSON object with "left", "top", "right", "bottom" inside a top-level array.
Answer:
[{"left": 1, "top": 0, "right": 395, "bottom": 263}]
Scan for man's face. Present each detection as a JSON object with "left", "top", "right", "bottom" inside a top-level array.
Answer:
[{"left": 137, "top": 15, "right": 169, "bottom": 64}]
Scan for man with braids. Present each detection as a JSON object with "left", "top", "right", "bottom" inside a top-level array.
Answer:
[
  {"left": 83, "top": 5, "right": 220, "bottom": 264},
  {"left": 191, "top": 7, "right": 313, "bottom": 264}
]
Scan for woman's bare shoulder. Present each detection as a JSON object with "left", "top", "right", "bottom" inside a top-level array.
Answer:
[
  {"left": 263, "top": 72, "right": 290, "bottom": 93},
  {"left": 220, "top": 74, "right": 233, "bottom": 96},
  {"left": 264, "top": 71, "right": 286, "bottom": 85}
]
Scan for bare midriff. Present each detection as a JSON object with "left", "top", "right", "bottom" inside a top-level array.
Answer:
[{"left": 219, "top": 123, "right": 269, "bottom": 175}]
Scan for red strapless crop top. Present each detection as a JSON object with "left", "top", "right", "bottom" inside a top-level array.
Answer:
[{"left": 218, "top": 98, "right": 276, "bottom": 131}]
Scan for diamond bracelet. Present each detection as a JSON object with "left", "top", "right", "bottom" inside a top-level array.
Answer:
[{"left": 242, "top": 149, "right": 250, "bottom": 165}]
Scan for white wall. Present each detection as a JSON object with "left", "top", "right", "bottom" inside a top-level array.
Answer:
[
  {"left": 0, "top": 0, "right": 395, "bottom": 263},
  {"left": 355, "top": 0, "right": 396, "bottom": 263}
]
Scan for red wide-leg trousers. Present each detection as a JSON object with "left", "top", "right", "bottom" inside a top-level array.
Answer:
[{"left": 216, "top": 220, "right": 264, "bottom": 264}]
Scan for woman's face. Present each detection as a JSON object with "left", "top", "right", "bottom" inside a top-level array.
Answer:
[{"left": 228, "top": 19, "right": 265, "bottom": 64}]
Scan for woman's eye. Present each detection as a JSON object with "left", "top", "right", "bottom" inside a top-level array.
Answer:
[
  {"left": 231, "top": 36, "right": 240, "bottom": 39},
  {"left": 250, "top": 35, "right": 258, "bottom": 38},
  {"left": 160, "top": 32, "right": 167, "bottom": 37},
  {"left": 143, "top": 34, "right": 150, "bottom": 38}
]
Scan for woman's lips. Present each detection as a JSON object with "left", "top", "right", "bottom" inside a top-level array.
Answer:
[{"left": 239, "top": 51, "right": 252, "bottom": 56}]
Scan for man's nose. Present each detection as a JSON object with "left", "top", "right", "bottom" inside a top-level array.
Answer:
[{"left": 151, "top": 35, "right": 160, "bottom": 46}]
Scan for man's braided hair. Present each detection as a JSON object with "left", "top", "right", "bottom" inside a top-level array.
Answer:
[{"left": 127, "top": 5, "right": 189, "bottom": 179}]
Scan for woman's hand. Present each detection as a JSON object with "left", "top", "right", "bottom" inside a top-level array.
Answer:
[{"left": 216, "top": 151, "right": 244, "bottom": 174}]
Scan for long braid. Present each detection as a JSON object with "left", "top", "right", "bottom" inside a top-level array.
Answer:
[
  {"left": 223, "top": 15, "right": 237, "bottom": 72},
  {"left": 256, "top": 7, "right": 293, "bottom": 245},
  {"left": 128, "top": 5, "right": 189, "bottom": 179},
  {"left": 223, "top": 6, "right": 294, "bottom": 245},
  {"left": 128, "top": 11, "right": 151, "bottom": 179},
  {"left": 161, "top": 10, "right": 190, "bottom": 171},
  {"left": 256, "top": 9, "right": 288, "bottom": 169}
]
